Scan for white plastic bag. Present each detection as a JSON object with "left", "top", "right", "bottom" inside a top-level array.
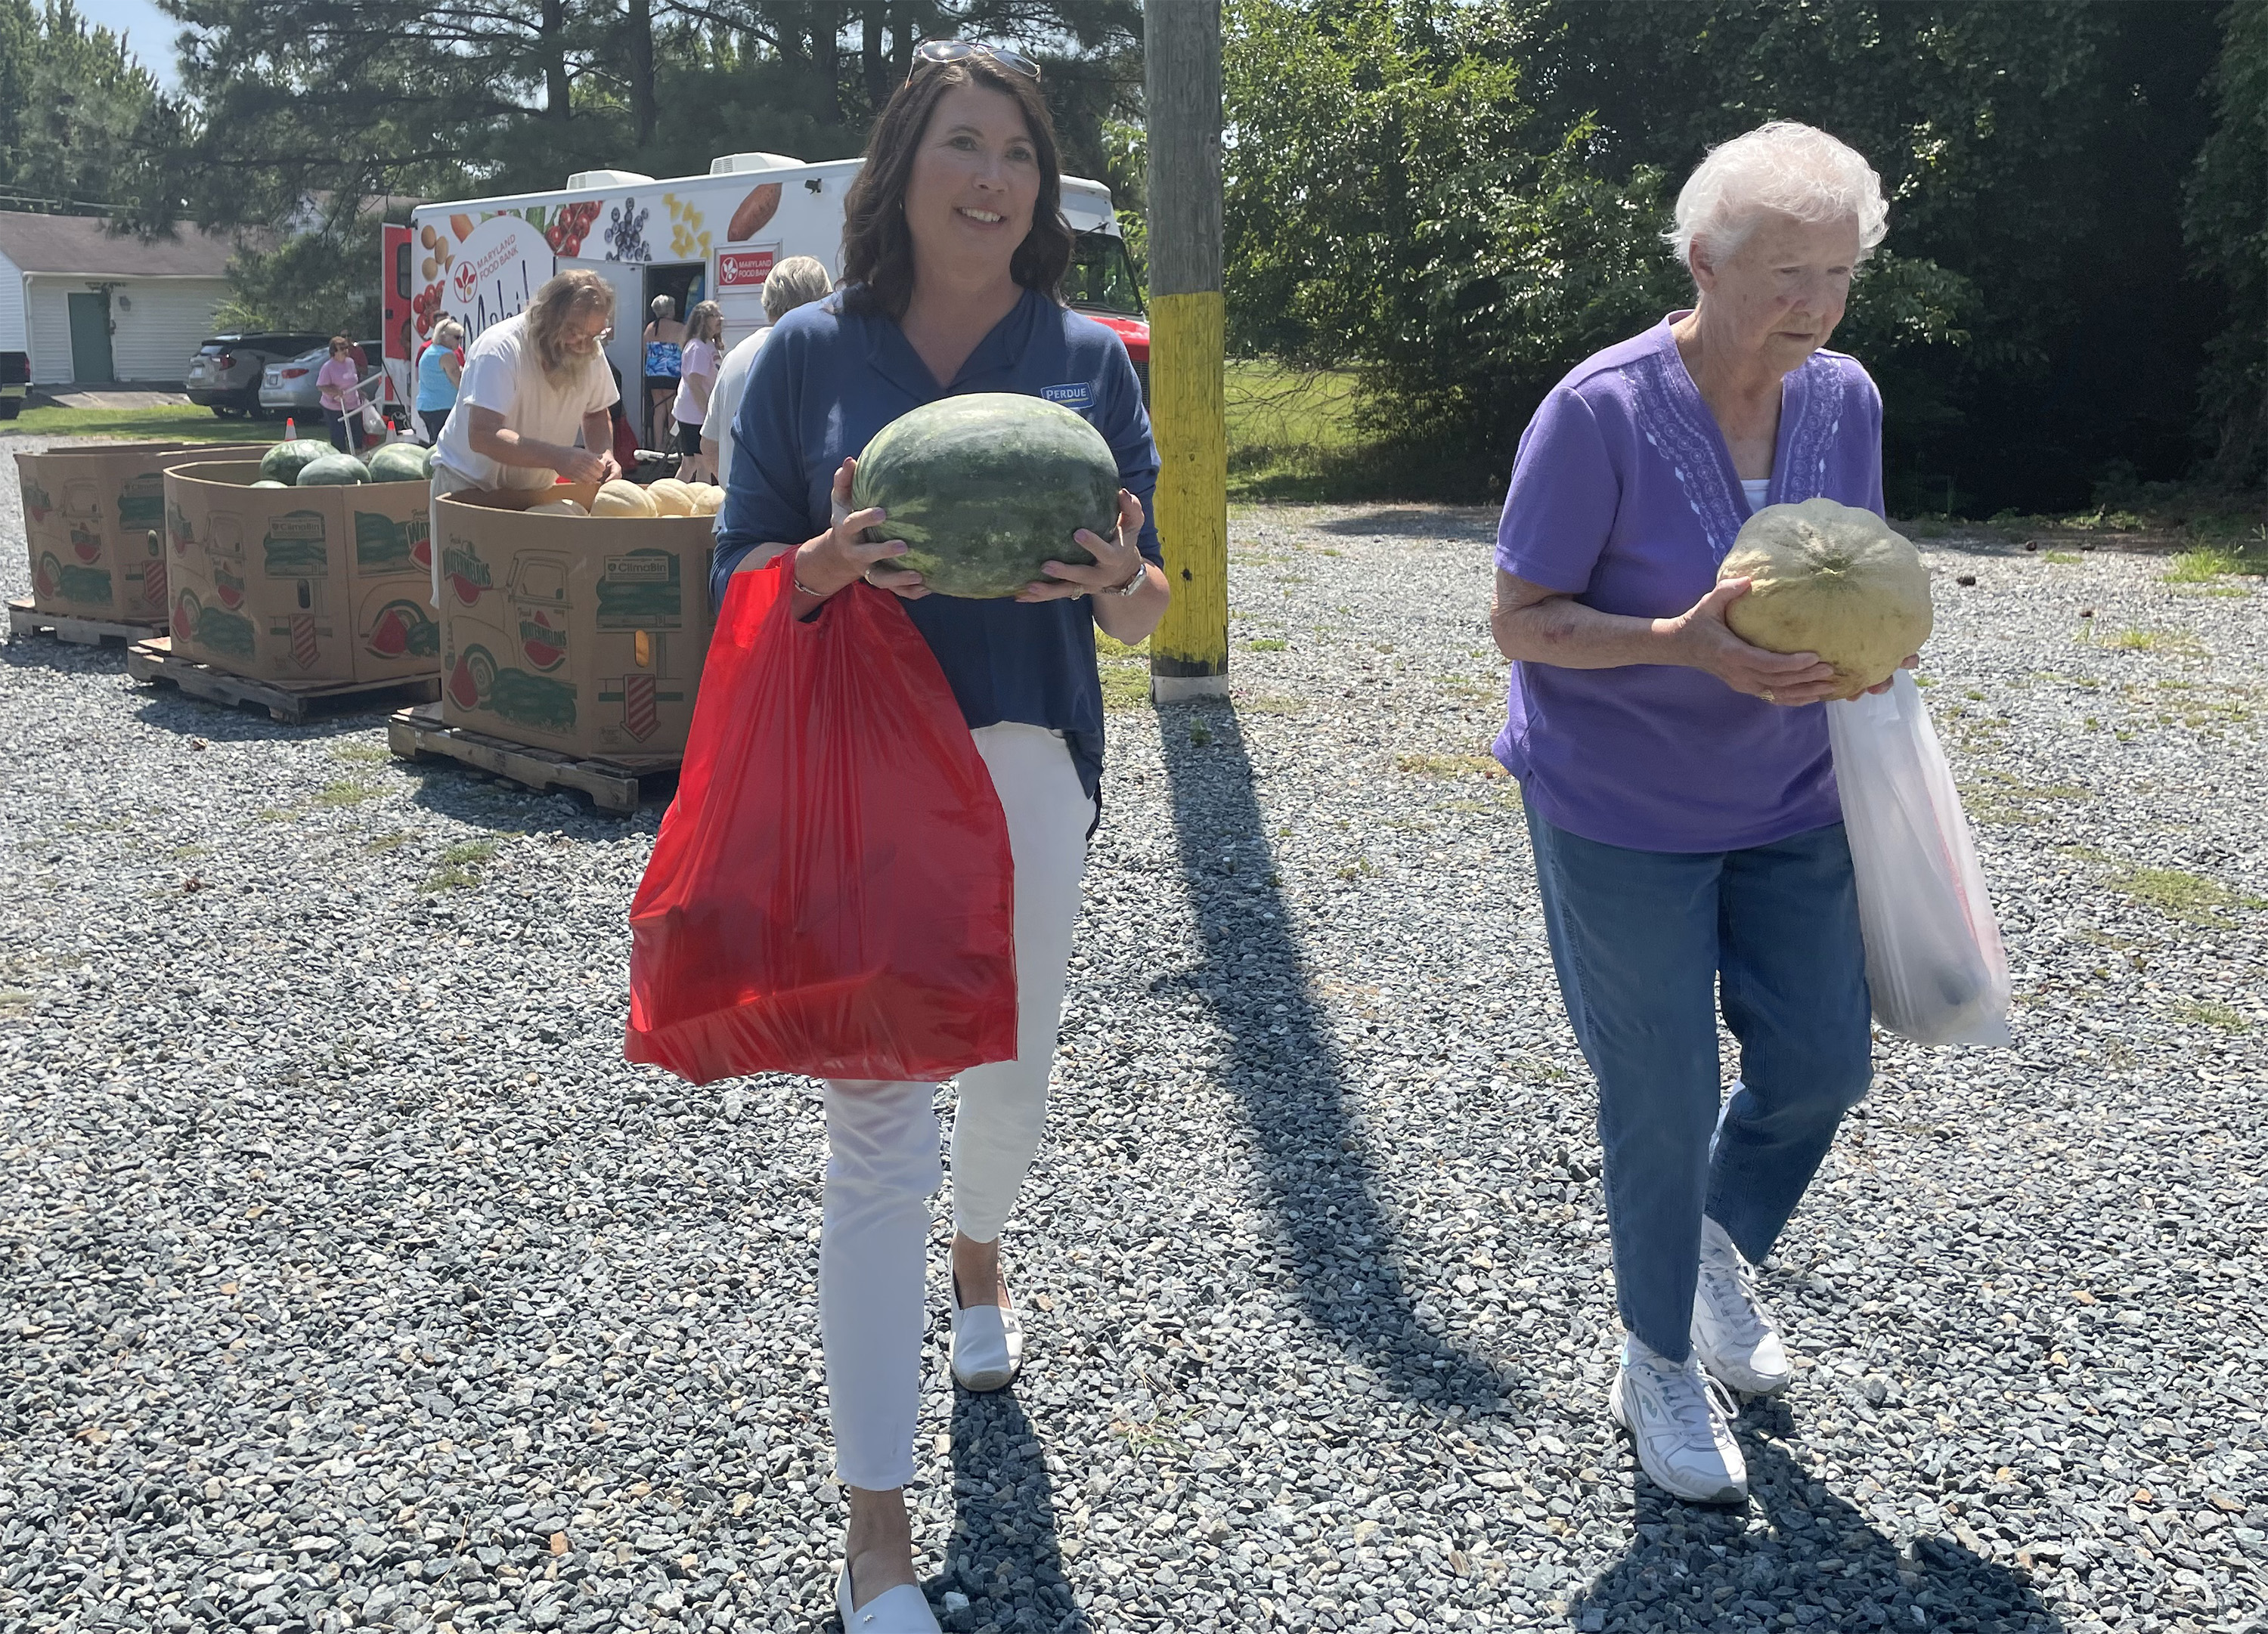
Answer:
[{"left": 1825, "top": 670, "right": 2012, "bottom": 1047}]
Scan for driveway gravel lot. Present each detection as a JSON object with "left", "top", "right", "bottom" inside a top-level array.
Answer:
[{"left": 3, "top": 432, "right": 2263, "bottom": 1633}]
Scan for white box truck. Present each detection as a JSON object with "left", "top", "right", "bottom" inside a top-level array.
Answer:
[{"left": 389, "top": 151, "right": 1149, "bottom": 444}]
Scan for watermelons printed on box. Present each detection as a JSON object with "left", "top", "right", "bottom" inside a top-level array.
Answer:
[
  {"left": 354, "top": 509, "right": 429, "bottom": 575},
  {"left": 37, "top": 551, "right": 113, "bottom": 605},
  {"left": 446, "top": 642, "right": 576, "bottom": 733},
  {"left": 365, "top": 599, "right": 440, "bottom": 661},
  {"left": 262, "top": 512, "right": 329, "bottom": 577},
  {"left": 166, "top": 501, "right": 195, "bottom": 554},
  {"left": 173, "top": 590, "right": 256, "bottom": 660},
  {"left": 22, "top": 479, "right": 53, "bottom": 523},
  {"left": 595, "top": 549, "right": 683, "bottom": 629}
]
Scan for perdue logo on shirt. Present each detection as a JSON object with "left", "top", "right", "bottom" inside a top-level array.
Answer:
[{"left": 1041, "top": 382, "right": 1094, "bottom": 409}]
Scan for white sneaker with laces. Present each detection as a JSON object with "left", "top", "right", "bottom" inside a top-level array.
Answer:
[
  {"left": 1691, "top": 1215, "right": 1792, "bottom": 1396},
  {"left": 1609, "top": 1336, "right": 1749, "bottom": 1504}
]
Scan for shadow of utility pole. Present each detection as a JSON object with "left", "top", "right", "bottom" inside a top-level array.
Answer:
[
  {"left": 932, "top": 1387, "right": 1089, "bottom": 1633},
  {"left": 1156, "top": 698, "right": 1512, "bottom": 1413}
]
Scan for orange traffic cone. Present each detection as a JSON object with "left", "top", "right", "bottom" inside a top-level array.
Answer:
[{"left": 284, "top": 416, "right": 297, "bottom": 441}]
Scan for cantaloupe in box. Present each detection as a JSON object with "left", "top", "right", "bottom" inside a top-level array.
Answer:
[
  {"left": 16, "top": 441, "right": 268, "bottom": 624},
  {"left": 433, "top": 486, "right": 716, "bottom": 759},
  {"left": 161, "top": 461, "right": 440, "bottom": 685}
]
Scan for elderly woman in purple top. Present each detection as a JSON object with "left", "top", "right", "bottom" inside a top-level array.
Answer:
[{"left": 1489, "top": 122, "right": 1916, "bottom": 1507}]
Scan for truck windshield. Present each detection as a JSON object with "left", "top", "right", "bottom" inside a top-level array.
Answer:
[{"left": 1064, "top": 231, "right": 1145, "bottom": 318}]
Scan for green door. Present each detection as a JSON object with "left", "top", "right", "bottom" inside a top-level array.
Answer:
[{"left": 67, "top": 292, "right": 114, "bottom": 382}]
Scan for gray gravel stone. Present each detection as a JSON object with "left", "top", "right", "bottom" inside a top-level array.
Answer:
[{"left": 3, "top": 441, "right": 2264, "bottom": 1632}]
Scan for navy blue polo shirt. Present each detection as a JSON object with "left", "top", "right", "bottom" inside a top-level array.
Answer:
[{"left": 713, "top": 284, "right": 1163, "bottom": 806}]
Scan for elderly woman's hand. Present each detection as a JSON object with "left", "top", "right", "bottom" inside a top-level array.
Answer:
[
  {"left": 1862, "top": 654, "right": 1922, "bottom": 696},
  {"left": 1668, "top": 578, "right": 1842, "bottom": 706}
]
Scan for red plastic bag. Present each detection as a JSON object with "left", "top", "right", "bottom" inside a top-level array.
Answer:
[{"left": 625, "top": 552, "right": 1017, "bottom": 1085}]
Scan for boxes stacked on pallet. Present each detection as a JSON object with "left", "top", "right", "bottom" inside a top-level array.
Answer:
[
  {"left": 161, "top": 461, "right": 441, "bottom": 687},
  {"left": 432, "top": 487, "right": 717, "bottom": 760},
  {"left": 15, "top": 442, "right": 268, "bottom": 627}
]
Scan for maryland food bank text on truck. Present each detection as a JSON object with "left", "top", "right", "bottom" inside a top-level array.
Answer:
[{"left": 385, "top": 152, "right": 1151, "bottom": 445}]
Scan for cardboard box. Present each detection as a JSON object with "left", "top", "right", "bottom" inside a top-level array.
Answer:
[
  {"left": 162, "top": 461, "right": 441, "bottom": 685},
  {"left": 17, "top": 441, "right": 268, "bottom": 624},
  {"left": 433, "top": 486, "right": 716, "bottom": 758}
]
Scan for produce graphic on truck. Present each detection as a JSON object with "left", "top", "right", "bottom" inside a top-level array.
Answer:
[{"left": 395, "top": 153, "right": 1148, "bottom": 443}]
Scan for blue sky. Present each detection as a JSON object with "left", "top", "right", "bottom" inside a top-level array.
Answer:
[{"left": 76, "top": 0, "right": 181, "bottom": 87}]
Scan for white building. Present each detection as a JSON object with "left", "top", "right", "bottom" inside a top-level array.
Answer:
[{"left": 0, "top": 212, "right": 240, "bottom": 386}]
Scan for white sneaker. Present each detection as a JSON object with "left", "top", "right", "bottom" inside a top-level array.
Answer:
[
  {"left": 950, "top": 1274, "right": 1021, "bottom": 1394},
  {"left": 1609, "top": 1337, "right": 1749, "bottom": 1504},
  {"left": 1691, "top": 1215, "right": 1792, "bottom": 1396}
]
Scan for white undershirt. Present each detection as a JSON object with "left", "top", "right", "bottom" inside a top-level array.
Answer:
[{"left": 1741, "top": 478, "right": 1771, "bottom": 513}]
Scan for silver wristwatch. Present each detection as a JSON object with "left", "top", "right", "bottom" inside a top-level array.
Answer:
[{"left": 1108, "top": 561, "right": 1147, "bottom": 597}]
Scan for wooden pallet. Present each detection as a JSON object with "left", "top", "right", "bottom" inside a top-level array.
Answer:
[
  {"left": 386, "top": 702, "right": 680, "bottom": 815},
  {"left": 7, "top": 597, "right": 166, "bottom": 648},
  {"left": 125, "top": 636, "right": 442, "bottom": 725}
]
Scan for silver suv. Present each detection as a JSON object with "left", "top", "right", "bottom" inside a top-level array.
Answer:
[
  {"left": 259, "top": 340, "right": 383, "bottom": 421},
  {"left": 184, "top": 333, "right": 329, "bottom": 417}
]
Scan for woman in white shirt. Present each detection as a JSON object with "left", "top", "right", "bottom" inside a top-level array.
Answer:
[{"left": 670, "top": 301, "right": 723, "bottom": 466}]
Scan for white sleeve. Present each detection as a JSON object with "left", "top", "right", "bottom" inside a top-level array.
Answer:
[{"left": 454, "top": 343, "right": 519, "bottom": 416}]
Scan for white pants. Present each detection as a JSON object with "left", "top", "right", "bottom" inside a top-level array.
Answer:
[{"left": 818, "top": 722, "right": 1092, "bottom": 1491}]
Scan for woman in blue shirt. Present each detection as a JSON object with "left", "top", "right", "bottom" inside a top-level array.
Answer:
[
  {"left": 414, "top": 317, "right": 463, "bottom": 444},
  {"left": 713, "top": 41, "right": 1167, "bottom": 1631}
]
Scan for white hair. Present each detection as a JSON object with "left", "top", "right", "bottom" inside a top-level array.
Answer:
[{"left": 1665, "top": 121, "right": 1888, "bottom": 271}]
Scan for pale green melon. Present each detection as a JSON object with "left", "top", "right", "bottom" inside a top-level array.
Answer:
[{"left": 1718, "top": 499, "right": 1932, "bottom": 701}]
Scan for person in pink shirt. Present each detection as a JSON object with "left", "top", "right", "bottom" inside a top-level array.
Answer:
[{"left": 315, "top": 335, "right": 366, "bottom": 454}]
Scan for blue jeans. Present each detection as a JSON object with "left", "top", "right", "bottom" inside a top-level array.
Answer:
[{"left": 1524, "top": 808, "right": 1873, "bottom": 1362}]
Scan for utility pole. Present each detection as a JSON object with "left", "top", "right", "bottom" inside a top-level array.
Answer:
[{"left": 1144, "top": 0, "right": 1228, "bottom": 702}]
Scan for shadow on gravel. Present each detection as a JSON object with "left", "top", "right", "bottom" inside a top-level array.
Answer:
[
  {"left": 1572, "top": 1419, "right": 2062, "bottom": 1634},
  {"left": 1158, "top": 701, "right": 1510, "bottom": 1411},
  {"left": 931, "top": 1388, "right": 1088, "bottom": 1633},
  {"left": 1306, "top": 506, "right": 1498, "bottom": 540},
  {"left": 122, "top": 695, "right": 394, "bottom": 744}
]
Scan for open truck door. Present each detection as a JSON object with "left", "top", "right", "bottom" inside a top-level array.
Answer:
[{"left": 557, "top": 257, "right": 649, "bottom": 446}]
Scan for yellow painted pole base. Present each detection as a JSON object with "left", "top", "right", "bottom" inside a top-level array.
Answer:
[{"left": 1148, "top": 289, "right": 1228, "bottom": 683}]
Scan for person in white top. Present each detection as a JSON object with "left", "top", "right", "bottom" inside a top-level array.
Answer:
[
  {"left": 692, "top": 255, "right": 832, "bottom": 494},
  {"left": 428, "top": 269, "right": 621, "bottom": 602}
]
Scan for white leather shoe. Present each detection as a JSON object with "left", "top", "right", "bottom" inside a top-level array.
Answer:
[
  {"left": 835, "top": 1564, "right": 940, "bottom": 1632},
  {"left": 950, "top": 1277, "right": 1022, "bottom": 1393}
]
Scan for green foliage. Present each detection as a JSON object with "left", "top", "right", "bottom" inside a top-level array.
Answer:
[
  {"left": 214, "top": 208, "right": 390, "bottom": 336},
  {"left": 1222, "top": 0, "right": 1675, "bottom": 495},
  {"left": 2188, "top": 1, "right": 2268, "bottom": 484},
  {"left": 0, "top": 0, "right": 160, "bottom": 212}
]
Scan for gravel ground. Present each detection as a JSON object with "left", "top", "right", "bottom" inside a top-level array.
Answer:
[{"left": 2, "top": 430, "right": 2264, "bottom": 1634}]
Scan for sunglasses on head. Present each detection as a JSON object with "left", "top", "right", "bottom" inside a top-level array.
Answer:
[{"left": 908, "top": 39, "right": 1041, "bottom": 84}]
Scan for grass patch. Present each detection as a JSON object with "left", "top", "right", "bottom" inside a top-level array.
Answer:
[
  {"left": 2065, "top": 848, "right": 2266, "bottom": 928},
  {"left": 314, "top": 780, "right": 380, "bottom": 807},
  {"left": 420, "top": 837, "right": 501, "bottom": 893},
  {"left": 1394, "top": 752, "right": 1505, "bottom": 779},
  {"left": 1960, "top": 769, "right": 2090, "bottom": 826},
  {"left": 441, "top": 838, "right": 500, "bottom": 867},
  {"left": 255, "top": 806, "right": 298, "bottom": 824},
  {"left": 2096, "top": 626, "right": 2207, "bottom": 658},
  {"left": 2172, "top": 998, "right": 2249, "bottom": 1032},
  {"left": 169, "top": 844, "right": 209, "bottom": 862},
  {"left": 1095, "top": 633, "right": 1148, "bottom": 660},
  {"left": 1099, "top": 661, "right": 1150, "bottom": 713},
  {"left": 2040, "top": 550, "right": 2084, "bottom": 565},
  {"left": 420, "top": 866, "right": 482, "bottom": 893},
  {"left": 1244, "top": 637, "right": 1288, "bottom": 652},
  {"left": 5, "top": 404, "right": 277, "bottom": 442},
  {"left": 330, "top": 743, "right": 392, "bottom": 763},
  {"left": 364, "top": 831, "right": 413, "bottom": 854}
]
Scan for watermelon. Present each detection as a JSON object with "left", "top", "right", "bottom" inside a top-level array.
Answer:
[
  {"left": 297, "top": 453, "right": 370, "bottom": 485},
  {"left": 850, "top": 393, "right": 1114, "bottom": 598},
  {"left": 261, "top": 438, "right": 336, "bottom": 484},
  {"left": 367, "top": 443, "right": 430, "bottom": 483}
]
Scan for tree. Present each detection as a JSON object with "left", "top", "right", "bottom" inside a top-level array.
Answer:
[
  {"left": 2188, "top": 1, "right": 2268, "bottom": 485},
  {"left": 0, "top": 0, "right": 163, "bottom": 213}
]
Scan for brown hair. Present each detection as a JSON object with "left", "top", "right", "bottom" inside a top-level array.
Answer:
[
  {"left": 526, "top": 269, "right": 615, "bottom": 377},
  {"left": 840, "top": 55, "right": 1073, "bottom": 320},
  {"left": 683, "top": 300, "right": 724, "bottom": 345},
  {"left": 328, "top": 334, "right": 351, "bottom": 353}
]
